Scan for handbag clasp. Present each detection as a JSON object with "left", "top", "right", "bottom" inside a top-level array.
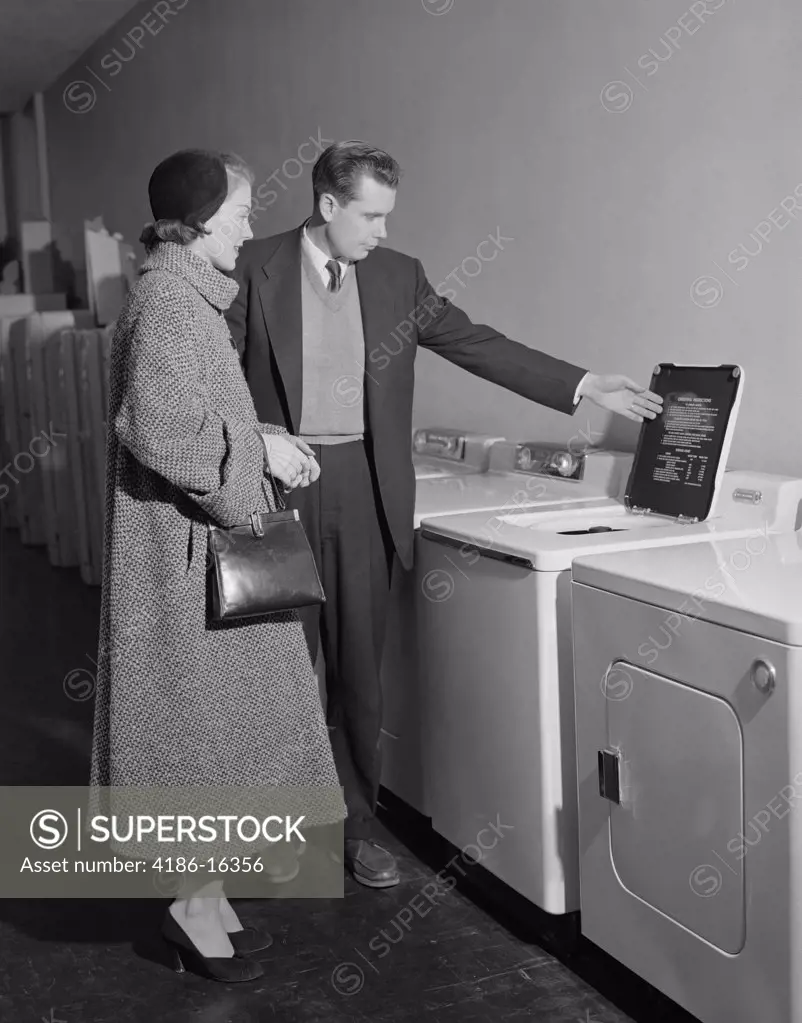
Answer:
[{"left": 250, "top": 512, "right": 264, "bottom": 537}]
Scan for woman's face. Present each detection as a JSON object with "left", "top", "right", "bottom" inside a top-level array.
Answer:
[{"left": 201, "top": 177, "right": 254, "bottom": 271}]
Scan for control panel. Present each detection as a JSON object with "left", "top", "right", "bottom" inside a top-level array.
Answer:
[
  {"left": 413, "top": 429, "right": 467, "bottom": 462},
  {"left": 514, "top": 443, "right": 585, "bottom": 480}
]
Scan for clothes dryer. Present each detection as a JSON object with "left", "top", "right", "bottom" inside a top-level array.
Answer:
[{"left": 571, "top": 531, "right": 802, "bottom": 1023}]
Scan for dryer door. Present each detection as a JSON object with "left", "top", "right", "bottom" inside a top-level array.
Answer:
[{"left": 602, "top": 661, "right": 744, "bottom": 953}]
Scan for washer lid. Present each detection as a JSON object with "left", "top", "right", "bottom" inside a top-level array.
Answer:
[
  {"left": 413, "top": 471, "right": 623, "bottom": 526},
  {"left": 572, "top": 532, "right": 802, "bottom": 645},
  {"left": 624, "top": 364, "right": 743, "bottom": 523}
]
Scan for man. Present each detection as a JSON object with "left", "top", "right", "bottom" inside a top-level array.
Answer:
[{"left": 225, "top": 141, "right": 662, "bottom": 889}]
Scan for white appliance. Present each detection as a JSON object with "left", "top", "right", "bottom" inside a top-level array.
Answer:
[
  {"left": 380, "top": 442, "right": 635, "bottom": 815},
  {"left": 571, "top": 530, "right": 802, "bottom": 1023},
  {"left": 414, "top": 364, "right": 799, "bottom": 916},
  {"left": 25, "top": 311, "right": 94, "bottom": 567},
  {"left": 411, "top": 427, "right": 507, "bottom": 479}
]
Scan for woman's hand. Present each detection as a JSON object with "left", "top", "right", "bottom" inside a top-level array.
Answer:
[
  {"left": 286, "top": 436, "right": 320, "bottom": 485},
  {"left": 260, "top": 433, "right": 319, "bottom": 489}
]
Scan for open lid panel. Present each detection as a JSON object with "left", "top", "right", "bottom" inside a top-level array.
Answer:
[{"left": 624, "top": 363, "right": 744, "bottom": 522}]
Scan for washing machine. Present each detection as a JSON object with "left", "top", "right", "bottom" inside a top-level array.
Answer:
[
  {"left": 571, "top": 530, "right": 802, "bottom": 1023},
  {"left": 380, "top": 441, "right": 635, "bottom": 815},
  {"left": 411, "top": 427, "right": 507, "bottom": 480},
  {"left": 414, "top": 364, "right": 802, "bottom": 917}
]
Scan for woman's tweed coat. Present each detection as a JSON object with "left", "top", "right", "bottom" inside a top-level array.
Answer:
[{"left": 89, "top": 242, "right": 344, "bottom": 843}]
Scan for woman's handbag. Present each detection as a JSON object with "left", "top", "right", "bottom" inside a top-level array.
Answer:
[{"left": 207, "top": 462, "right": 325, "bottom": 621}]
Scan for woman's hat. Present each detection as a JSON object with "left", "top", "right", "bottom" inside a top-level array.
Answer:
[{"left": 147, "top": 149, "right": 228, "bottom": 226}]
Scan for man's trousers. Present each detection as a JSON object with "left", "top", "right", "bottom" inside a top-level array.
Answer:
[{"left": 286, "top": 440, "right": 395, "bottom": 839}]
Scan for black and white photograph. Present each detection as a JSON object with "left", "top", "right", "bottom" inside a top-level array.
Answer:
[{"left": 0, "top": 1, "right": 799, "bottom": 1021}]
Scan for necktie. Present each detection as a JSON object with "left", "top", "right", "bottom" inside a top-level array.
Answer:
[{"left": 325, "top": 259, "right": 342, "bottom": 293}]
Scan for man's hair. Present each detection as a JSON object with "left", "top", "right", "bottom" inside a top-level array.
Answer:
[{"left": 312, "top": 141, "right": 401, "bottom": 206}]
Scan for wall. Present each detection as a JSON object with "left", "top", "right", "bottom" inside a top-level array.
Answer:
[
  {"left": 44, "top": 0, "right": 802, "bottom": 474},
  {"left": 0, "top": 103, "right": 46, "bottom": 292},
  {"left": 0, "top": 125, "right": 7, "bottom": 245}
]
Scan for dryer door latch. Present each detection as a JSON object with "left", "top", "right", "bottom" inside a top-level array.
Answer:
[
  {"left": 598, "top": 749, "right": 621, "bottom": 805},
  {"left": 751, "top": 659, "right": 776, "bottom": 695}
]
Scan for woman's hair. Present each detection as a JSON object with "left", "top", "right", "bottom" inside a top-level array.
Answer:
[{"left": 140, "top": 151, "right": 254, "bottom": 252}]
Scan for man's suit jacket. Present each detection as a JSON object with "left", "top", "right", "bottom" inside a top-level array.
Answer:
[{"left": 225, "top": 226, "right": 587, "bottom": 570}]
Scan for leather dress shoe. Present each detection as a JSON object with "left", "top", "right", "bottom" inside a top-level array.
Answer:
[{"left": 344, "top": 839, "right": 400, "bottom": 888}]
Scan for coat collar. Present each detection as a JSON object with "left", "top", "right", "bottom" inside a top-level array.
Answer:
[{"left": 141, "top": 241, "right": 240, "bottom": 311}]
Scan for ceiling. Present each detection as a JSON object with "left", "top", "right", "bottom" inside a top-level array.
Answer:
[{"left": 0, "top": 0, "right": 140, "bottom": 113}]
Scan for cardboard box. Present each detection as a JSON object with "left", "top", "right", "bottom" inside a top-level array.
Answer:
[
  {"left": 85, "top": 218, "right": 128, "bottom": 327},
  {"left": 21, "top": 220, "right": 55, "bottom": 294}
]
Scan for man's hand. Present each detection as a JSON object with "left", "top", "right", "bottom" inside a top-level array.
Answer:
[{"left": 577, "top": 373, "right": 663, "bottom": 422}]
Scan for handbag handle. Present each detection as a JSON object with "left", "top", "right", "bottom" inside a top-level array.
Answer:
[{"left": 261, "top": 447, "right": 287, "bottom": 512}]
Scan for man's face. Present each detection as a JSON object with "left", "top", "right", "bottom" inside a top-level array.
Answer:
[{"left": 324, "top": 173, "right": 396, "bottom": 261}]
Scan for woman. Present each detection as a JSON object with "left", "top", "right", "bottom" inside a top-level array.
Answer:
[{"left": 89, "top": 149, "right": 345, "bottom": 982}]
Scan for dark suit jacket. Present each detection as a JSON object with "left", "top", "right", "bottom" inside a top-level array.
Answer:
[{"left": 225, "top": 227, "right": 587, "bottom": 570}]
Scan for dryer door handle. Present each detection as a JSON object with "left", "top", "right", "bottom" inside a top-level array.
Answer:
[
  {"left": 418, "top": 529, "right": 534, "bottom": 569},
  {"left": 598, "top": 749, "right": 621, "bottom": 805}
]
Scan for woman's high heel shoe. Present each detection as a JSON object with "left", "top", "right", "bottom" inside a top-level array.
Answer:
[
  {"left": 161, "top": 910, "right": 264, "bottom": 982},
  {"left": 227, "top": 925, "right": 273, "bottom": 956}
]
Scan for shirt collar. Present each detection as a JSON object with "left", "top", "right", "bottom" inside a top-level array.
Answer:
[
  {"left": 302, "top": 219, "right": 350, "bottom": 279},
  {"left": 140, "top": 241, "right": 240, "bottom": 311}
]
